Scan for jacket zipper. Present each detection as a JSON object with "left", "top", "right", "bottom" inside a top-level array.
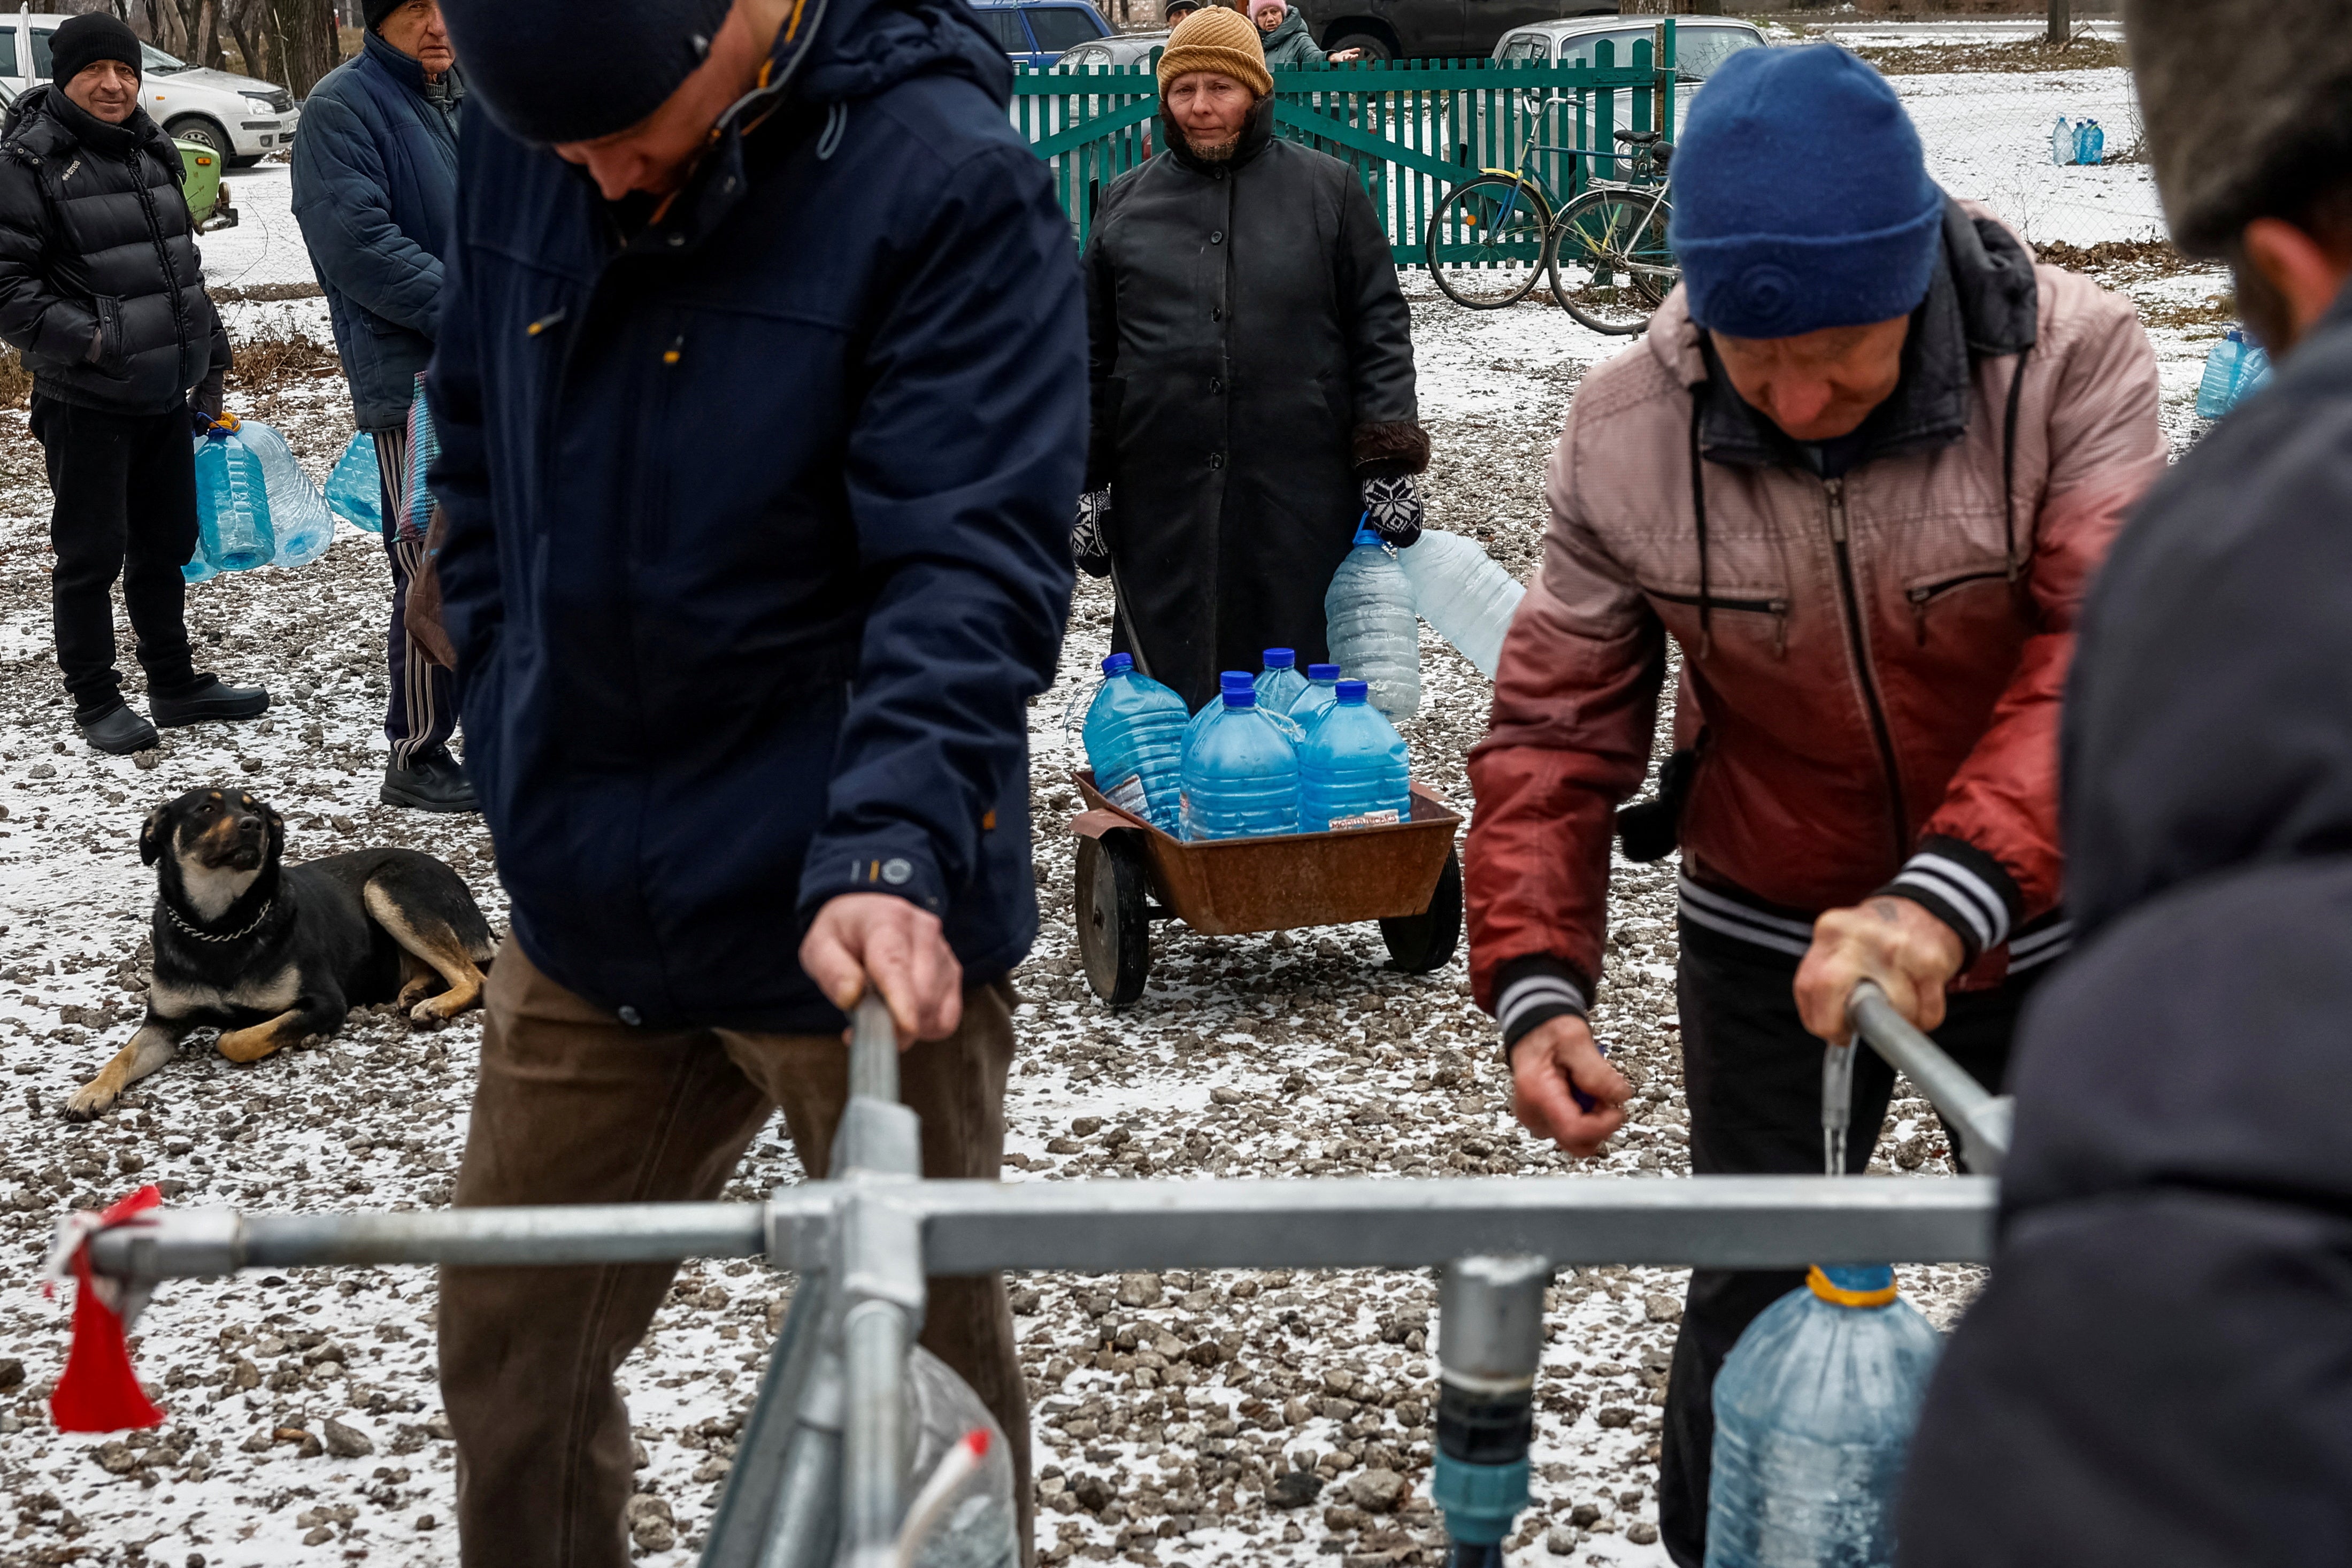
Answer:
[
  {"left": 1646, "top": 588, "right": 1790, "bottom": 656},
  {"left": 124, "top": 148, "right": 191, "bottom": 364},
  {"left": 1824, "top": 477, "right": 1909, "bottom": 864},
  {"left": 1905, "top": 567, "right": 2011, "bottom": 645}
]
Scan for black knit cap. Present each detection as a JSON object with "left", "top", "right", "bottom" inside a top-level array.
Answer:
[
  {"left": 441, "top": 0, "right": 738, "bottom": 144},
  {"left": 364, "top": 0, "right": 411, "bottom": 30},
  {"left": 50, "top": 13, "right": 143, "bottom": 87}
]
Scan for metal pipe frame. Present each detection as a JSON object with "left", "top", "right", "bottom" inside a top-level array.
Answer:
[{"left": 1847, "top": 981, "right": 2017, "bottom": 1174}]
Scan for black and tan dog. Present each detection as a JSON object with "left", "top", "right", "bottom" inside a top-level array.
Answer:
[{"left": 66, "top": 788, "right": 498, "bottom": 1119}]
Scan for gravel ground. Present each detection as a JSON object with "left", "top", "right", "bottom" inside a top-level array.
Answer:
[{"left": 0, "top": 65, "right": 2216, "bottom": 1568}]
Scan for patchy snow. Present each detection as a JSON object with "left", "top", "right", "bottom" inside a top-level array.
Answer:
[{"left": 0, "top": 50, "right": 2225, "bottom": 1568}]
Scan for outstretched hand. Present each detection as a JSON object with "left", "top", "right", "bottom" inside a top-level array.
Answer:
[
  {"left": 1793, "top": 895, "right": 1964, "bottom": 1047},
  {"left": 1508, "top": 1012, "right": 1631, "bottom": 1156},
  {"left": 800, "top": 893, "right": 963, "bottom": 1048}
]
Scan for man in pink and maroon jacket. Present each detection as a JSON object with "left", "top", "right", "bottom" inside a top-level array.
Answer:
[{"left": 1461, "top": 45, "right": 2165, "bottom": 1563}]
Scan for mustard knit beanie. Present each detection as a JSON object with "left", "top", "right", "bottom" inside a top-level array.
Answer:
[{"left": 1157, "top": 6, "right": 1273, "bottom": 97}]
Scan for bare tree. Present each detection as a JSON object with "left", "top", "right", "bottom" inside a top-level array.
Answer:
[
  {"left": 260, "top": 0, "right": 336, "bottom": 93},
  {"left": 2047, "top": 0, "right": 2070, "bottom": 46}
]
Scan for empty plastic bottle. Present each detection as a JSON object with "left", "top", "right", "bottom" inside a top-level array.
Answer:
[
  {"left": 2073, "top": 117, "right": 2103, "bottom": 165},
  {"left": 1704, "top": 1264, "right": 1944, "bottom": 1568},
  {"left": 2195, "top": 328, "right": 2272, "bottom": 420},
  {"left": 1326, "top": 521, "right": 1421, "bottom": 721},
  {"left": 1183, "top": 671, "right": 1258, "bottom": 760},
  {"left": 1081, "top": 652, "right": 1187, "bottom": 833},
  {"left": 192, "top": 419, "right": 275, "bottom": 575},
  {"left": 1398, "top": 529, "right": 1525, "bottom": 679},
  {"left": 239, "top": 418, "right": 336, "bottom": 568},
  {"left": 1299, "top": 679, "right": 1411, "bottom": 832},
  {"left": 324, "top": 431, "right": 382, "bottom": 534},
  {"left": 1256, "top": 647, "right": 1309, "bottom": 714},
  {"left": 901, "top": 1346, "right": 1020, "bottom": 1568},
  {"left": 1289, "top": 663, "right": 1343, "bottom": 729},
  {"left": 1181, "top": 685, "right": 1300, "bottom": 840},
  {"left": 2049, "top": 114, "right": 2073, "bottom": 165}
]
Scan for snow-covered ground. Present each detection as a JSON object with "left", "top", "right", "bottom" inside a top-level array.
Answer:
[{"left": 0, "top": 53, "right": 2225, "bottom": 1568}]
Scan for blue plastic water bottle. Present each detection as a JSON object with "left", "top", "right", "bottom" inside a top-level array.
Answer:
[
  {"left": 1183, "top": 671, "right": 1257, "bottom": 761},
  {"left": 1082, "top": 652, "right": 1188, "bottom": 834},
  {"left": 324, "top": 431, "right": 382, "bottom": 533},
  {"left": 2195, "top": 328, "right": 2273, "bottom": 420},
  {"left": 1181, "top": 685, "right": 1300, "bottom": 840},
  {"left": 1704, "top": 1264, "right": 1944, "bottom": 1568},
  {"left": 2049, "top": 114, "right": 2073, "bottom": 165},
  {"left": 1299, "top": 679, "right": 1411, "bottom": 833},
  {"left": 1256, "top": 647, "right": 1309, "bottom": 714},
  {"left": 1325, "top": 520, "right": 1421, "bottom": 720},
  {"left": 2073, "top": 117, "right": 2103, "bottom": 165},
  {"left": 192, "top": 420, "right": 275, "bottom": 574},
  {"left": 1289, "top": 663, "right": 1343, "bottom": 730},
  {"left": 238, "top": 418, "right": 335, "bottom": 568}
]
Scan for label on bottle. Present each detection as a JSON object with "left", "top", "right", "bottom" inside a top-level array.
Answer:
[
  {"left": 1104, "top": 772, "right": 1149, "bottom": 817},
  {"left": 1327, "top": 808, "right": 1402, "bottom": 832}
]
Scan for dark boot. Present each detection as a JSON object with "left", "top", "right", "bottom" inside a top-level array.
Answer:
[
  {"left": 382, "top": 751, "right": 479, "bottom": 813},
  {"left": 151, "top": 675, "right": 270, "bottom": 728},
  {"left": 78, "top": 701, "right": 158, "bottom": 756}
]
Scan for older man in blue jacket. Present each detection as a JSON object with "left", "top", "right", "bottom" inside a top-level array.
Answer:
[
  {"left": 427, "top": 0, "right": 1085, "bottom": 1561},
  {"left": 290, "top": 0, "right": 473, "bottom": 813}
]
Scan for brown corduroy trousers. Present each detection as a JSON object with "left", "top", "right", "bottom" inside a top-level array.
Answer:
[{"left": 436, "top": 942, "right": 1029, "bottom": 1567}]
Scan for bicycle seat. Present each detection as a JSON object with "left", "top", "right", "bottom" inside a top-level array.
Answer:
[{"left": 1613, "top": 129, "right": 1663, "bottom": 145}]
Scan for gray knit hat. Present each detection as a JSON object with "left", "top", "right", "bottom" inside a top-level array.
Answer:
[{"left": 2125, "top": 0, "right": 2352, "bottom": 255}]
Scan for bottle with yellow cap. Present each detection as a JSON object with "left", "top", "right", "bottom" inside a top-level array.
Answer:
[{"left": 1703, "top": 1264, "right": 1943, "bottom": 1567}]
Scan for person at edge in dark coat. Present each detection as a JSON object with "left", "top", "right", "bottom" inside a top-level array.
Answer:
[
  {"left": 291, "top": 0, "right": 475, "bottom": 814},
  {"left": 1897, "top": 5, "right": 2352, "bottom": 1563},
  {"left": 1250, "top": 0, "right": 1362, "bottom": 67},
  {"left": 1461, "top": 46, "right": 2166, "bottom": 1565},
  {"left": 1075, "top": 4, "right": 1427, "bottom": 711},
  {"left": 424, "top": 0, "right": 1085, "bottom": 1561},
  {"left": 0, "top": 13, "right": 266, "bottom": 755}
]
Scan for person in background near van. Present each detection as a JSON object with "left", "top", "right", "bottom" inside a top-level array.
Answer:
[
  {"left": 0, "top": 12, "right": 264, "bottom": 756},
  {"left": 1896, "top": 5, "right": 2352, "bottom": 1561},
  {"left": 290, "top": 0, "right": 473, "bottom": 813},
  {"left": 1164, "top": 0, "right": 1202, "bottom": 24},
  {"left": 1249, "top": 0, "right": 1361, "bottom": 65},
  {"left": 1076, "top": 5, "right": 1420, "bottom": 711},
  {"left": 1461, "top": 45, "right": 2166, "bottom": 1566},
  {"left": 427, "top": 0, "right": 1083, "bottom": 1559}
]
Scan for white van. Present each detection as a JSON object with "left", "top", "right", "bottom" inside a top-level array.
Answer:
[{"left": 0, "top": 11, "right": 298, "bottom": 166}]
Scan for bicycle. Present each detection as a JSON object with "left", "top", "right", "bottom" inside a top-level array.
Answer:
[{"left": 1424, "top": 91, "right": 1680, "bottom": 334}]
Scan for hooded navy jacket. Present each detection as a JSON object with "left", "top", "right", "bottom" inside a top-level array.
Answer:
[{"left": 426, "top": 0, "right": 1085, "bottom": 1033}]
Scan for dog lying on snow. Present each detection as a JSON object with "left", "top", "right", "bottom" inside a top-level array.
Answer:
[{"left": 66, "top": 787, "right": 498, "bottom": 1120}]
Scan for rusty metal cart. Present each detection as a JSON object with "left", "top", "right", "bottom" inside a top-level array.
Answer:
[{"left": 1067, "top": 768, "right": 1464, "bottom": 1005}]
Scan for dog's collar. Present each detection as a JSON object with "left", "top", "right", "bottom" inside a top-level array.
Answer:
[{"left": 164, "top": 897, "right": 274, "bottom": 943}]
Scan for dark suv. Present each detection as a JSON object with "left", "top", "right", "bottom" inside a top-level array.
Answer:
[{"left": 1296, "top": 0, "right": 1616, "bottom": 62}]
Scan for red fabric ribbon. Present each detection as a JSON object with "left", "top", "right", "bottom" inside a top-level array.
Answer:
[{"left": 48, "top": 1185, "right": 166, "bottom": 1433}]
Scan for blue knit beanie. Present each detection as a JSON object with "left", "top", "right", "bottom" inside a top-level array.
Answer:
[
  {"left": 1668, "top": 44, "right": 1944, "bottom": 339},
  {"left": 441, "top": 0, "right": 735, "bottom": 144}
]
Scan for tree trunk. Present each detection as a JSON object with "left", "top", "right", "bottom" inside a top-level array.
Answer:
[
  {"left": 2047, "top": 0, "right": 2070, "bottom": 46},
  {"left": 222, "top": 0, "right": 265, "bottom": 79},
  {"left": 262, "top": 0, "right": 336, "bottom": 95}
]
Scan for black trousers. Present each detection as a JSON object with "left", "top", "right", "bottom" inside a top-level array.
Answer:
[
  {"left": 32, "top": 394, "right": 201, "bottom": 718},
  {"left": 1657, "top": 914, "right": 2039, "bottom": 1568}
]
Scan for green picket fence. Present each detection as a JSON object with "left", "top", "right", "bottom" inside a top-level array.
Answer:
[{"left": 1011, "top": 24, "right": 1680, "bottom": 266}]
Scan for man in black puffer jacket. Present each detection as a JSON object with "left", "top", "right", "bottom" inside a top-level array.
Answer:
[{"left": 0, "top": 13, "right": 265, "bottom": 755}]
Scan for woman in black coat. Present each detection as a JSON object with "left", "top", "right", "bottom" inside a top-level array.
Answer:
[{"left": 1078, "top": 7, "right": 1429, "bottom": 712}]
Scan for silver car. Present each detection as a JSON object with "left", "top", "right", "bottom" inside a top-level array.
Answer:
[
  {"left": 1058, "top": 30, "right": 1169, "bottom": 70},
  {"left": 0, "top": 13, "right": 298, "bottom": 166}
]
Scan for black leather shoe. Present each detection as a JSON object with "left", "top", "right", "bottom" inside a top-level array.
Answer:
[
  {"left": 151, "top": 675, "right": 270, "bottom": 728},
  {"left": 381, "top": 753, "right": 479, "bottom": 813},
  {"left": 78, "top": 702, "right": 158, "bottom": 756}
]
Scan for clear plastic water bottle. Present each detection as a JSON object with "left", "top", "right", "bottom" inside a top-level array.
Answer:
[
  {"left": 1181, "top": 684, "right": 1300, "bottom": 840},
  {"left": 1183, "top": 671, "right": 1257, "bottom": 761},
  {"left": 192, "top": 419, "right": 275, "bottom": 574},
  {"left": 1289, "top": 663, "right": 1343, "bottom": 730},
  {"left": 1299, "top": 679, "right": 1411, "bottom": 832},
  {"left": 1256, "top": 647, "right": 1309, "bottom": 714},
  {"left": 1704, "top": 1264, "right": 1944, "bottom": 1568},
  {"left": 1326, "top": 521, "right": 1421, "bottom": 721},
  {"left": 901, "top": 1347, "right": 1021, "bottom": 1568},
  {"left": 2195, "top": 328, "right": 2272, "bottom": 420},
  {"left": 324, "top": 431, "right": 382, "bottom": 534},
  {"left": 239, "top": 418, "right": 336, "bottom": 568},
  {"left": 2073, "top": 117, "right": 2103, "bottom": 165},
  {"left": 2050, "top": 114, "right": 2073, "bottom": 165},
  {"left": 1397, "top": 529, "right": 1525, "bottom": 679},
  {"left": 1081, "top": 652, "right": 1187, "bottom": 834}
]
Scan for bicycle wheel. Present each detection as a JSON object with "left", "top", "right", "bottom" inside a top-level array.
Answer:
[
  {"left": 1424, "top": 175, "right": 1555, "bottom": 310},
  {"left": 1550, "top": 186, "right": 1677, "bottom": 335}
]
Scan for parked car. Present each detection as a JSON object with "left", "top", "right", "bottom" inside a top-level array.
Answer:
[
  {"left": 1058, "top": 30, "right": 1167, "bottom": 70},
  {"left": 1295, "top": 0, "right": 1616, "bottom": 64},
  {"left": 1494, "top": 13, "right": 1764, "bottom": 76},
  {"left": 0, "top": 13, "right": 297, "bottom": 166},
  {"left": 0, "top": 75, "right": 235, "bottom": 227},
  {"left": 971, "top": 0, "right": 1114, "bottom": 69}
]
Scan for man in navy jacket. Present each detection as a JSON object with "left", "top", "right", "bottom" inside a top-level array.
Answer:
[
  {"left": 429, "top": 0, "right": 1083, "bottom": 1559},
  {"left": 291, "top": 0, "right": 473, "bottom": 812}
]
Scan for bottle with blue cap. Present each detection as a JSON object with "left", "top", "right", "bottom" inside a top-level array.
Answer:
[
  {"left": 1704, "top": 1263, "right": 1944, "bottom": 1568},
  {"left": 1325, "top": 519, "right": 1421, "bottom": 720},
  {"left": 1081, "top": 652, "right": 1188, "bottom": 833},
  {"left": 1300, "top": 679, "right": 1411, "bottom": 832},
  {"left": 1289, "top": 663, "right": 1343, "bottom": 729},
  {"left": 2195, "top": 327, "right": 2272, "bottom": 421},
  {"left": 1255, "top": 647, "right": 1309, "bottom": 714},
  {"left": 1181, "top": 679, "right": 1301, "bottom": 840},
  {"left": 189, "top": 415, "right": 275, "bottom": 580},
  {"left": 1183, "top": 670, "right": 1258, "bottom": 762}
]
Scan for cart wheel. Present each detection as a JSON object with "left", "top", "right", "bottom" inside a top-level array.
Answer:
[
  {"left": 1075, "top": 831, "right": 1151, "bottom": 1005},
  {"left": 1381, "top": 847, "right": 1463, "bottom": 974}
]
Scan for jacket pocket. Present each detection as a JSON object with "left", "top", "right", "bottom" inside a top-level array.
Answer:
[
  {"left": 1642, "top": 585, "right": 1791, "bottom": 657},
  {"left": 1903, "top": 566, "right": 2011, "bottom": 646},
  {"left": 88, "top": 296, "right": 124, "bottom": 370}
]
